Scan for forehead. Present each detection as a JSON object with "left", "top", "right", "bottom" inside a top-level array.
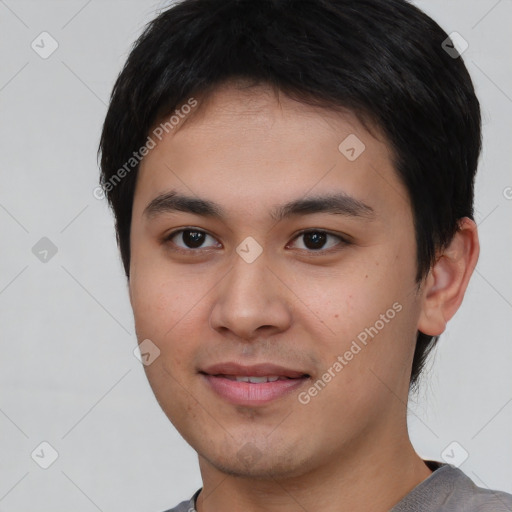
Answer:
[{"left": 134, "top": 82, "right": 411, "bottom": 223}]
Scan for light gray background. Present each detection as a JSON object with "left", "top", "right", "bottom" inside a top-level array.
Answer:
[{"left": 0, "top": 0, "right": 511, "bottom": 510}]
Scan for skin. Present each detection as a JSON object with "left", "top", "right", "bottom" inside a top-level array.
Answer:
[{"left": 128, "top": 81, "right": 479, "bottom": 512}]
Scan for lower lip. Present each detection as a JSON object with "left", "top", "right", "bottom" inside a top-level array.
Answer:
[{"left": 202, "top": 374, "right": 309, "bottom": 405}]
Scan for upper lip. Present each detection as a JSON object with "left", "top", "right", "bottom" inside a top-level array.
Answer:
[{"left": 200, "top": 362, "right": 309, "bottom": 379}]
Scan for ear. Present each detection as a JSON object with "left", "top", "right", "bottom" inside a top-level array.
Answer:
[{"left": 417, "top": 217, "right": 480, "bottom": 336}]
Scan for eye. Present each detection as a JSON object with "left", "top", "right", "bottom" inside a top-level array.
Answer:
[
  {"left": 287, "top": 230, "right": 348, "bottom": 253},
  {"left": 163, "top": 227, "right": 348, "bottom": 255},
  {"left": 164, "top": 228, "right": 221, "bottom": 251}
]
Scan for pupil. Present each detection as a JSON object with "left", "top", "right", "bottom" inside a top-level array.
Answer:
[
  {"left": 184, "top": 230, "right": 205, "bottom": 248},
  {"left": 304, "top": 231, "right": 326, "bottom": 250}
]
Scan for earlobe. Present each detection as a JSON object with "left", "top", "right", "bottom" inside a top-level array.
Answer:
[{"left": 417, "top": 217, "right": 480, "bottom": 336}]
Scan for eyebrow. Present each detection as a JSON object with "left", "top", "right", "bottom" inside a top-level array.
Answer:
[{"left": 143, "top": 190, "right": 375, "bottom": 222}]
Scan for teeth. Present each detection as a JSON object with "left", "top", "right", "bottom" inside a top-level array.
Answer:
[{"left": 230, "top": 375, "right": 281, "bottom": 383}]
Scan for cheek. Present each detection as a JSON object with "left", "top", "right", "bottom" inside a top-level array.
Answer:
[
  {"left": 130, "top": 264, "right": 208, "bottom": 418},
  {"left": 130, "top": 252, "right": 205, "bottom": 338},
  {"left": 129, "top": 257, "right": 220, "bottom": 394},
  {"left": 299, "top": 305, "right": 416, "bottom": 439},
  {"left": 292, "top": 254, "right": 407, "bottom": 339},
  {"left": 292, "top": 249, "right": 417, "bottom": 393}
]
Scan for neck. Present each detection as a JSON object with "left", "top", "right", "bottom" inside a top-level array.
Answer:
[{"left": 195, "top": 423, "right": 432, "bottom": 512}]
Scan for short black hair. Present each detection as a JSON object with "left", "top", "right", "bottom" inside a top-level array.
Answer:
[{"left": 98, "top": 0, "right": 481, "bottom": 390}]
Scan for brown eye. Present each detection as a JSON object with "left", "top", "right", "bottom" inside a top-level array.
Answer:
[
  {"left": 179, "top": 230, "right": 206, "bottom": 248},
  {"left": 302, "top": 231, "right": 327, "bottom": 250},
  {"left": 289, "top": 230, "right": 348, "bottom": 252},
  {"left": 165, "top": 228, "right": 221, "bottom": 250}
]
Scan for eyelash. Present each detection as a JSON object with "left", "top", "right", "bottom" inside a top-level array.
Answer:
[{"left": 162, "top": 227, "right": 350, "bottom": 256}]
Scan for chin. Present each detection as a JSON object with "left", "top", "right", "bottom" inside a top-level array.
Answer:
[{"left": 198, "top": 441, "right": 313, "bottom": 480}]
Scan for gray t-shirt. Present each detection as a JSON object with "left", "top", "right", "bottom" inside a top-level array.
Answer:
[{"left": 162, "top": 461, "right": 512, "bottom": 512}]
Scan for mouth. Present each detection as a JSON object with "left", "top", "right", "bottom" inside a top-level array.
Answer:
[
  {"left": 219, "top": 375, "right": 305, "bottom": 383},
  {"left": 199, "top": 362, "right": 311, "bottom": 405}
]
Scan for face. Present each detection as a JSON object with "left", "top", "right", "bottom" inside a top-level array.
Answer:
[{"left": 129, "top": 83, "right": 425, "bottom": 479}]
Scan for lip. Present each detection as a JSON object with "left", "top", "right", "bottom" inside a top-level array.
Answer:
[
  {"left": 199, "top": 362, "right": 310, "bottom": 406},
  {"left": 200, "top": 362, "right": 308, "bottom": 379}
]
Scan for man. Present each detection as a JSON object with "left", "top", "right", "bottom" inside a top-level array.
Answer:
[{"left": 98, "top": 0, "right": 512, "bottom": 510}]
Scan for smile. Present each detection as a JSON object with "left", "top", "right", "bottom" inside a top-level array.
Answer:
[{"left": 199, "top": 362, "right": 311, "bottom": 405}]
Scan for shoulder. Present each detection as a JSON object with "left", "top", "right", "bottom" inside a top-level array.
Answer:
[
  {"left": 392, "top": 463, "right": 512, "bottom": 512},
  {"left": 160, "top": 488, "right": 201, "bottom": 512},
  {"left": 446, "top": 467, "right": 512, "bottom": 512}
]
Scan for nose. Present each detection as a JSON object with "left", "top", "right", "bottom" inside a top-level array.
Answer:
[{"left": 208, "top": 253, "right": 293, "bottom": 341}]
